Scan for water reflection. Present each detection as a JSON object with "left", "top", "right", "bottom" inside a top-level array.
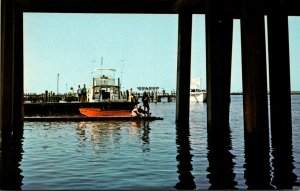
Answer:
[
  {"left": 206, "top": 125, "right": 237, "bottom": 189},
  {"left": 76, "top": 122, "right": 88, "bottom": 141},
  {"left": 271, "top": 125, "right": 297, "bottom": 189},
  {"left": 0, "top": 129, "right": 24, "bottom": 189},
  {"left": 244, "top": 130, "right": 274, "bottom": 189},
  {"left": 140, "top": 121, "right": 150, "bottom": 153},
  {"left": 76, "top": 121, "right": 151, "bottom": 154},
  {"left": 175, "top": 123, "right": 196, "bottom": 190}
]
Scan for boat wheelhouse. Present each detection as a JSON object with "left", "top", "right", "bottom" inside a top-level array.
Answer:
[
  {"left": 190, "top": 78, "right": 207, "bottom": 103},
  {"left": 87, "top": 68, "right": 124, "bottom": 102}
]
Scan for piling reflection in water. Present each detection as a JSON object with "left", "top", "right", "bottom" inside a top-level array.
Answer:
[
  {"left": 271, "top": 124, "right": 297, "bottom": 189},
  {"left": 175, "top": 123, "right": 196, "bottom": 190},
  {"left": 140, "top": 121, "right": 150, "bottom": 153},
  {"left": 0, "top": 128, "right": 24, "bottom": 190},
  {"left": 244, "top": 129, "right": 274, "bottom": 189},
  {"left": 206, "top": 125, "right": 237, "bottom": 189}
]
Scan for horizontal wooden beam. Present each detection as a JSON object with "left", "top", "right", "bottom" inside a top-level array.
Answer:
[{"left": 16, "top": 0, "right": 300, "bottom": 16}]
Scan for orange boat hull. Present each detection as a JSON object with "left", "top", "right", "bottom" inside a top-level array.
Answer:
[{"left": 79, "top": 108, "right": 131, "bottom": 117}]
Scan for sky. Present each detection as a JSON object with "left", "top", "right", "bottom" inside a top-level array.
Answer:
[{"left": 24, "top": 13, "right": 300, "bottom": 94}]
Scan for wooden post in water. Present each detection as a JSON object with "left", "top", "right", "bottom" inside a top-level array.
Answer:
[
  {"left": 0, "top": 0, "right": 14, "bottom": 143},
  {"left": 205, "top": 0, "right": 233, "bottom": 131},
  {"left": 176, "top": 13, "right": 192, "bottom": 124},
  {"left": 267, "top": 1, "right": 294, "bottom": 188},
  {"left": 241, "top": 0, "right": 269, "bottom": 144},
  {"left": 13, "top": 5, "right": 24, "bottom": 136},
  {"left": 267, "top": 0, "right": 292, "bottom": 147},
  {"left": 240, "top": 0, "right": 272, "bottom": 188}
]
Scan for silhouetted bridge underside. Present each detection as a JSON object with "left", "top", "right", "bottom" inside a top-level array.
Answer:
[
  {"left": 13, "top": 0, "right": 300, "bottom": 16},
  {"left": 1, "top": 0, "right": 299, "bottom": 189}
]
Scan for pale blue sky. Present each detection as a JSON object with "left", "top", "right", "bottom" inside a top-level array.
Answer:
[{"left": 24, "top": 13, "right": 299, "bottom": 94}]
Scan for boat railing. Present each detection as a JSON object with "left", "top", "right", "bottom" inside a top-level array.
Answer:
[{"left": 93, "top": 77, "right": 115, "bottom": 86}]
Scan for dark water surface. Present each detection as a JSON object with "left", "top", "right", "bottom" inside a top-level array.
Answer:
[{"left": 17, "top": 95, "right": 300, "bottom": 189}]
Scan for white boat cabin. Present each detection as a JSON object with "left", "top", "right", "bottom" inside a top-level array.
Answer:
[{"left": 87, "top": 68, "right": 123, "bottom": 102}]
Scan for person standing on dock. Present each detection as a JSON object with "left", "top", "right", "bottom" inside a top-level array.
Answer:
[
  {"left": 77, "top": 85, "right": 82, "bottom": 102},
  {"left": 82, "top": 84, "right": 87, "bottom": 102},
  {"left": 142, "top": 91, "right": 150, "bottom": 116}
]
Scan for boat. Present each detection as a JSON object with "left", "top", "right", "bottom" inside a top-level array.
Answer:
[
  {"left": 80, "top": 64, "right": 136, "bottom": 117},
  {"left": 79, "top": 108, "right": 131, "bottom": 117},
  {"left": 190, "top": 78, "right": 207, "bottom": 103},
  {"left": 87, "top": 67, "right": 126, "bottom": 102}
]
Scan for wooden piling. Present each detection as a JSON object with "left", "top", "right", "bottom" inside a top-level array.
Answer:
[
  {"left": 241, "top": 0, "right": 269, "bottom": 140},
  {"left": 205, "top": 0, "right": 233, "bottom": 131},
  {"left": 0, "top": 0, "right": 14, "bottom": 142},
  {"left": 267, "top": 0, "right": 292, "bottom": 147},
  {"left": 13, "top": 5, "right": 24, "bottom": 137},
  {"left": 240, "top": 0, "right": 271, "bottom": 188},
  {"left": 176, "top": 13, "right": 192, "bottom": 124},
  {"left": 267, "top": 2, "right": 295, "bottom": 188}
]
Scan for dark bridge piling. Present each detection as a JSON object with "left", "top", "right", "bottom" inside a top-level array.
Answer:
[
  {"left": 267, "top": 0, "right": 293, "bottom": 154},
  {"left": 176, "top": 13, "right": 192, "bottom": 124},
  {"left": 241, "top": 0, "right": 272, "bottom": 188},
  {"left": 205, "top": 0, "right": 233, "bottom": 130}
]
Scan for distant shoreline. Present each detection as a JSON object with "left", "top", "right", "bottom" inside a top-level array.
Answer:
[{"left": 230, "top": 91, "right": 300, "bottom": 95}]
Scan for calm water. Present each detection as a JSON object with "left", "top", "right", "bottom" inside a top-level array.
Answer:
[{"left": 17, "top": 95, "right": 300, "bottom": 189}]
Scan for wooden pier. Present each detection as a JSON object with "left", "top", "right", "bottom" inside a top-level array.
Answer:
[
  {"left": 24, "top": 115, "right": 163, "bottom": 122},
  {"left": 24, "top": 102, "right": 136, "bottom": 116}
]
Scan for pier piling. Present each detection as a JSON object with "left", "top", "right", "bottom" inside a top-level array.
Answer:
[
  {"left": 267, "top": 0, "right": 292, "bottom": 147},
  {"left": 1, "top": 0, "right": 14, "bottom": 143},
  {"left": 13, "top": 4, "right": 24, "bottom": 136},
  {"left": 205, "top": 0, "right": 233, "bottom": 131},
  {"left": 241, "top": 0, "right": 271, "bottom": 188},
  {"left": 176, "top": 13, "right": 192, "bottom": 124}
]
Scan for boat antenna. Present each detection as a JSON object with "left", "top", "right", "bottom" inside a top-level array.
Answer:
[
  {"left": 121, "top": 59, "right": 124, "bottom": 89},
  {"left": 100, "top": 57, "right": 103, "bottom": 76}
]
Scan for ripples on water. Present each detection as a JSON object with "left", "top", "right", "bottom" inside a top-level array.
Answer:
[{"left": 9, "top": 96, "right": 300, "bottom": 189}]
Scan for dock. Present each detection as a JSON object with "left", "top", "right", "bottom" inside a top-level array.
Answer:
[
  {"left": 24, "top": 115, "right": 163, "bottom": 122},
  {"left": 24, "top": 102, "right": 136, "bottom": 116}
]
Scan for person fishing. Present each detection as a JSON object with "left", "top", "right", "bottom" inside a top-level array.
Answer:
[
  {"left": 138, "top": 105, "right": 151, "bottom": 116},
  {"left": 131, "top": 104, "right": 142, "bottom": 117}
]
